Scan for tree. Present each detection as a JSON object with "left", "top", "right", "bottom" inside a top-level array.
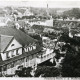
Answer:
[
  {"left": 15, "top": 67, "right": 33, "bottom": 77},
  {"left": 60, "top": 32, "right": 80, "bottom": 77},
  {"left": 34, "top": 66, "right": 60, "bottom": 77},
  {"left": 54, "top": 28, "right": 80, "bottom": 77},
  {"left": 61, "top": 48, "right": 80, "bottom": 77},
  {"left": 62, "top": 8, "right": 80, "bottom": 19},
  {"left": 54, "top": 49, "right": 61, "bottom": 60}
]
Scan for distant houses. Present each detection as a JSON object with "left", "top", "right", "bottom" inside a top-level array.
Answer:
[{"left": 0, "top": 16, "right": 13, "bottom": 27}]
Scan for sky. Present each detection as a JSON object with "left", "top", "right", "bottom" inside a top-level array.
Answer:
[{"left": 0, "top": 0, "right": 80, "bottom": 8}]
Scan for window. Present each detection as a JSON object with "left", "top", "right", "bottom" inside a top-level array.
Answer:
[
  {"left": 29, "top": 47, "right": 32, "bottom": 51},
  {"left": 30, "top": 47, "right": 33, "bottom": 51},
  {"left": 11, "top": 50, "right": 14, "bottom": 54},
  {"left": 26, "top": 58, "right": 27, "bottom": 62},
  {"left": 24, "top": 47, "right": 28, "bottom": 52},
  {"left": 33, "top": 45, "right": 36, "bottom": 50},
  {"left": 11, "top": 62, "right": 14, "bottom": 68},
  {"left": 0, "top": 66, "right": 2, "bottom": 72},
  {"left": 11, "top": 44, "right": 14, "bottom": 47},
  {"left": 6, "top": 51, "right": 10, "bottom": 59},
  {"left": 3, "top": 65, "right": 7, "bottom": 71},
  {"left": 16, "top": 49, "right": 19, "bottom": 55},
  {"left": 11, "top": 50, "right": 15, "bottom": 57},
  {"left": 24, "top": 48, "right": 26, "bottom": 52},
  {"left": 26, "top": 48, "right": 28, "bottom": 52}
]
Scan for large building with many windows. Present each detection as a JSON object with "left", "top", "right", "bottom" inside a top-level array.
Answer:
[{"left": 0, "top": 27, "right": 42, "bottom": 76}]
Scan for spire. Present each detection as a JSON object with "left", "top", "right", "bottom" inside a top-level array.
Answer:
[
  {"left": 46, "top": 3, "right": 52, "bottom": 19},
  {"left": 47, "top": 3, "right": 48, "bottom": 9},
  {"left": 46, "top": 3, "right": 49, "bottom": 17}
]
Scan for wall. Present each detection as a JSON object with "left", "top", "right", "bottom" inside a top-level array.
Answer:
[
  {"left": 6, "top": 38, "right": 22, "bottom": 51},
  {"left": 1, "top": 38, "right": 22, "bottom": 61},
  {"left": 45, "top": 19, "right": 53, "bottom": 27},
  {"left": 1, "top": 41, "right": 41, "bottom": 75}
]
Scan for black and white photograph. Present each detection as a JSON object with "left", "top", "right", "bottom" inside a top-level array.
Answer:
[{"left": 0, "top": 0, "right": 80, "bottom": 78}]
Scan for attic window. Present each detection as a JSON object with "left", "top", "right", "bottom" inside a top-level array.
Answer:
[{"left": 11, "top": 44, "right": 14, "bottom": 47}]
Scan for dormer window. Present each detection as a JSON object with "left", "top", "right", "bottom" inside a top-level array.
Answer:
[
  {"left": 33, "top": 44, "right": 36, "bottom": 50},
  {"left": 28, "top": 46, "right": 33, "bottom": 51},
  {"left": 11, "top": 44, "right": 14, "bottom": 47},
  {"left": 24, "top": 47, "right": 28, "bottom": 52}
]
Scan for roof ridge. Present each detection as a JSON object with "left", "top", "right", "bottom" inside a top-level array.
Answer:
[
  {"left": 1, "top": 35, "right": 14, "bottom": 52},
  {"left": 0, "top": 34, "right": 13, "bottom": 38},
  {"left": 0, "top": 27, "right": 36, "bottom": 47}
]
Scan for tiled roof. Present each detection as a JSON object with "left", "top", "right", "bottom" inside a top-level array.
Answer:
[
  {"left": 16, "top": 20, "right": 26, "bottom": 27},
  {"left": 0, "top": 27, "right": 36, "bottom": 47},
  {"left": 1, "top": 35, "right": 13, "bottom": 52},
  {"left": 7, "top": 21, "right": 15, "bottom": 27},
  {"left": 0, "top": 27, "right": 40, "bottom": 66}
]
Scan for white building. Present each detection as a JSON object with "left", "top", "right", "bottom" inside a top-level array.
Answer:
[
  {"left": 0, "top": 27, "right": 41, "bottom": 76},
  {"left": 28, "top": 19, "right": 53, "bottom": 27}
]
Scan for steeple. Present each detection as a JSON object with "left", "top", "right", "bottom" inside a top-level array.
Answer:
[
  {"left": 47, "top": 3, "right": 48, "bottom": 9},
  {"left": 46, "top": 3, "right": 49, "bottom": 17},
  {"left": 46, "top": 3, "right": 52, "bottom": 19}
]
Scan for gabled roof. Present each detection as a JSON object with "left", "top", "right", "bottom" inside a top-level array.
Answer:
[
  {"left": 1, "top": 35, "right": 13, "bottom": 52},
  {"left": 0, "top": 27, "right": 36, "bottom": 48},
  {"left": 0, "top": 27, "right": 41, "bottom": 66},
  {"left": 0, "top": 28, "right": 41, "bottom": 66}
]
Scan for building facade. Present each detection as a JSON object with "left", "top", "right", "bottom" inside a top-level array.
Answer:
[{"left": 0, "top": 27, "right": 41, "bottom": 76}]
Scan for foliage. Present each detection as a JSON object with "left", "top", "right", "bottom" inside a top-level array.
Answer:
[
  {"left": 61, "top": 48, "right": 80, "bottom": 77},
  {"left": 30, "top": 7, "right": 57, "bottom": 18},
  {"left": 62, "top": 8, "right": 80, "bottom": 19},
  {"left": 60, "top": 31, "right": 80, "bottom": 77},
  {"left": 15, "top": 67, "right": 33, "bottom": 77},
  {"left": 34, "top": 66, "right": 60, "bottom": 77},
  {"left": 54, "top": 49, "right": 61, "bottom": 60}
]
